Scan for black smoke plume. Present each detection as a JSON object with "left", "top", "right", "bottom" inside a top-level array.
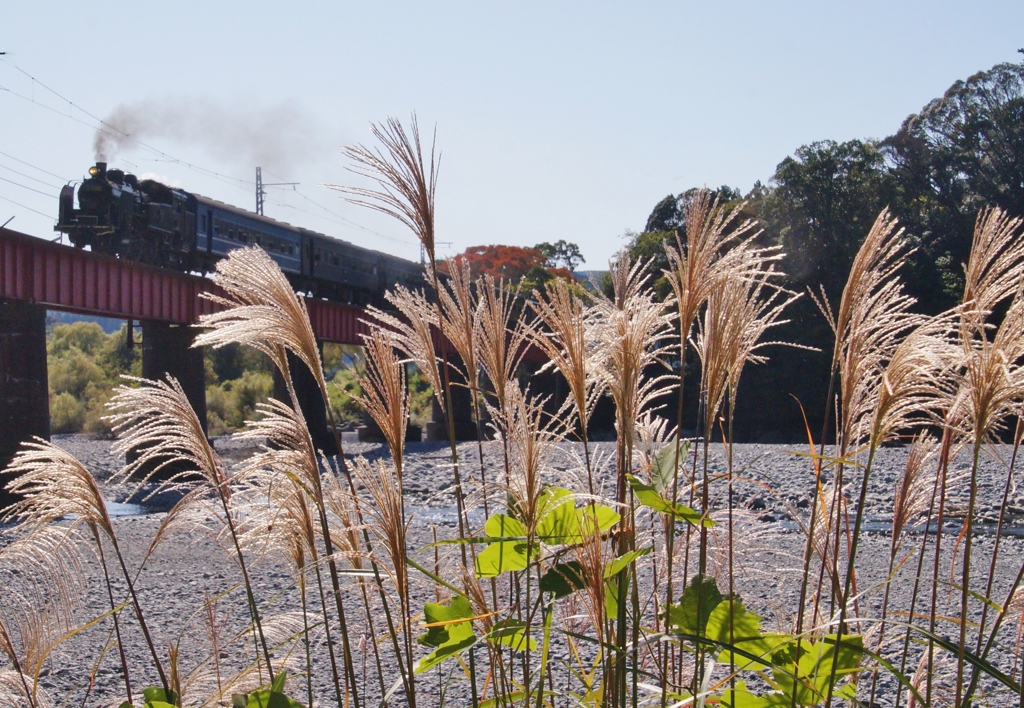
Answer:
[{"left": 93, "top": 98, "right": 325, "bottom": 171}]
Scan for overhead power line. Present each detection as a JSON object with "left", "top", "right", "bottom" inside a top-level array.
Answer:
[
  {"left": 0, "top": 162, "right": 61, "bottom": 189},
  {"left": 0, "top": 193, "right": 52, "bottom": 219},
  {"left": 2, "top": 61, "right": 414, "bottom": 250},
  {"left": 0, "top": 150, "right": 70, "bottom": 182},
  {"left": 0, "top": 175, "right": 57, "bottom": 198}
]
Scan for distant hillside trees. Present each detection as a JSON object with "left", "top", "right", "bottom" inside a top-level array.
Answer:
[{"left": 624, "top": 58, "right": 1024, "bottom": 440}]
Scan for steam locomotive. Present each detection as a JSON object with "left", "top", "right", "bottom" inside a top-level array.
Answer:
[{"left": 56, "top": 162, "right": 425, "bottom": 304}]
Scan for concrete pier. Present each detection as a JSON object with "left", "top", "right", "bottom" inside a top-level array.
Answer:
[
  {"left": 141, "top": 323, "right": 207, "bottom": 433},
  {"left": 0, "top": 300, "right": 50, "bottom": 507},
  {"left": 425, "top": 354, "right": 478, "bottom": 442},
  {"left": 273, "top": 347, "right": 339, "bottom": 456}
]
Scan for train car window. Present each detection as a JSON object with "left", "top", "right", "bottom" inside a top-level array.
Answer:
[
  {"left": 201, "top": 215, "right": 207, "bottom": 233},
  {"left": 333, "top": 254, "right": 340, "bottom": 266}
]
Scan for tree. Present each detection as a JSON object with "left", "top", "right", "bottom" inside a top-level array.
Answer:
[
  {"left": 754, "top": 139, "right": 893, "bottom": 303},
  {"left": 452, "top": 244, "right": 547, "bottom": 281},
  {"left": 533, "top": 240, "right": 585, "bottom": 271},
  {"left": 883, "top": 59, "right": 1024, "bottom": 310}
]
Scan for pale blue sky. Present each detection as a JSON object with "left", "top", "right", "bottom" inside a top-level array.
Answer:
[{"left": 2, "top": 2, "right": 1021, "bottom": 266}]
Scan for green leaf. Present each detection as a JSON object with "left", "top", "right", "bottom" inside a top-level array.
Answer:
[
  {"left": 577, "top": 503, "right": 620, "bottom": 537},
  {"left": 626, "top": 474, "right": 713, "bottom": 527},
  {"left": 651, "top": 437, "right": 690, "bottom": 494},
  {"left": 484, "top": 513, "right": 526, "bottom": 539},
  {"left": 539, "top": 560, "right": 586, "bottom": 598},
  {"left": 270, "top": 668, "right": 288, "bottom": 694},
  {"left": 487, "top": 619, "right": 537, "bottom": 652},
  {"left": 136, "top": 686, "right": 180, "bottom": 708},
  {"left": 418, "top": 596, "right": 474, "bottom": 647},
  {"left": 720, "top": 680, "right": 788, "bottom": 707},
  {"left": 476, "top": 513, "right": 533, "bottom": 577},
  {"left": 142, "top": 687, "right": 178, "bottom": 705},
  {"left": 773, "top": 634, "right": 863, "bottom": 705},
  {"left": 665, "top": 574, "right": 724, "bottom": 637},
  {"left": 475, "top": 539, "right": 531, "bottom": 577},
  {"left": 536, "top": 487, "right": 577, "bottom": 542},
  {"left": 707, "top": 598, "right": 788, "bottom": 673},
  {"left": 244, "top": 690, "right": 306, "bottom": 708},
  {"left": 604, "top": 575, "right": 626, "bottom": 619},
  {"left": 603, "top": 547, "right": 651, "bottom": 579},
  {"left": 415, "top": 596, "right": 478, "bottom": 673}
]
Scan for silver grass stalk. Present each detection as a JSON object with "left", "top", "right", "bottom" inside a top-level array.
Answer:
[
  {"left": 2, "top": 439, "right": 170, "bottom": 695},
  {"left": 590, "top": 251, "right": 676, "bottom": 501},
  {"left": 107, "top": 376, "right": 276, "bottom": 685},
  {"left": 194, "top": 247, "right": 324, "bottom": 399},
  {"left": 355, "top": 326, "right": 409, "bottom": 476},
  {"left": 476, "top": 272, "right": 536, "bottom": 423},
  {"left": 530, "top": 277, "right": 605, "bottom": 494},
  {"left": 328, "top": 114, "right": 438, "bottom": 269},
  {"left": 368, "top": 284, "right": 446, "bottom": 413}
]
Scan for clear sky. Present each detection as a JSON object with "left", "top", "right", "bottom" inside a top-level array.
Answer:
[{"left": 1, "top": 2, "right": 1021, "bottom": 267}]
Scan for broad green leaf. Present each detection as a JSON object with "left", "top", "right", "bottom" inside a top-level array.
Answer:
[
  {"left": 475, "top": 539, "right": 531, "bottom": 577},
  {"left": 626, "top": 474, "right": 713, "bottom": 527},
  {"left": 651, "top": 437, "right": 690, "bottom": 494},
  {"left": 270, "top": 668, "right": 288, "bottom": 694},
  {"left": 143, "top": 687, "right": 178, "bottom": 705},
  {"left": 665, "top": 574, "right": 724, "bottom": 637},
  {"left": 539, "top": 560, "right": 586, "bottom": 598},
  {"left": 244, "top": 690, "right": 305, "bottom": 708},
  {"left": 720, "top": 681, "right": 789, "bottom": 707},
  {"left": 418, "top": 596, "right": 474, "bottom": 647},
  {"left": 773, "top": 634, "right": 863, "bottom": 705},
  {"left": 415, "top": 596, "right": 478, "bottom": 674},
  {"left": 477, "top": 512, "right": 533, "bottom": 577},
  {"left": 603, "top": 547, "right": 651, "bottom": 579},
  {"left": 487, "top": 619, "right": 537, "bottom": 652},
  {"left": 577, "top": 503, "right": 620, "bottom": 536},
  {"left": 707, "top": 598, "right": 787, "bottom": 673},
  {"left": 605, "top": 579, "right": 616, "bottom": 619},
  {"left": 415, "top": 629, "right": 477, "bottom": 673},
  {"left": 537, "top": 487, "right": 577, "bottom": 542},
  {"left": 484, "top": 513, "right": 526, "bottom": 539}
]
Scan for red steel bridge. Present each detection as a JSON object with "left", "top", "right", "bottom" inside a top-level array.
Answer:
[
  {"left": 0, "top": 226, "right": 371, "bottom": 343},
  {"left": 1, "top": 228, "right": 545, "bottom": 502}
]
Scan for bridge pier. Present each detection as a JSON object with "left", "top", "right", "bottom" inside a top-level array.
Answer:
[
  {"left": 141, "top": 323, "right": 208, "bottom": 433},
  {"left": 126, "top": 323, "right": 208, "bottom": 481},
  {"left": 425, "top": 355, "right": 478, "bottom": 442},
  {"left": 273, "top": 346, "right": 339, "bottom": 456},
  {"left": 0, "top": 299, "right": 50, "bottom": 507}
]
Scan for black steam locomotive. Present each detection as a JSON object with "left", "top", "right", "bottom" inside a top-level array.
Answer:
[{"left": 56, "top": 162, "right": 425, "bottom": 305}]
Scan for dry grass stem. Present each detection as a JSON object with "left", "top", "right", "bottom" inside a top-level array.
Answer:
[{"left": 328, "top": 114, "right": 438, "bottom": 266}]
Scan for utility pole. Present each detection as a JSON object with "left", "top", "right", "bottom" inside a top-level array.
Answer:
[{"left": 255, "top": 167, "right": 298, "bottom": 216}]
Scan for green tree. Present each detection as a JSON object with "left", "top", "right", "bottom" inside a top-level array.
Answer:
[
  {"left": 533, "top": 240, "right": 585, "bottom": 271},
  {"left": 754, "top": 139, "right": 894, "bottom": 303},
  {"left": 883, "top": 59, "right": 1024, "bottom": 310}
]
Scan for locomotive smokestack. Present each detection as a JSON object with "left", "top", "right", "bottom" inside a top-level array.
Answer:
[{"left": 92, "top": 162, "right": 107, "bottom": 179}]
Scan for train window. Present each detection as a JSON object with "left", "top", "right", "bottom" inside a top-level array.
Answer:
[
  {"left": 201, "top": 215, "right": 207, "bottom": 232},
  {"left": 314, "top": 249, "right": 321, "bottom": 262},
  {"left": 332, "top": 254, "right": 339, "bottom": 266}
]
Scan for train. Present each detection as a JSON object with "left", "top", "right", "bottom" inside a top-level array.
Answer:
[{"left": 55, "top": 161, "right": 425, "bottom": 305}]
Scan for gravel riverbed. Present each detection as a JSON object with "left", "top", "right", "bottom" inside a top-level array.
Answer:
[{"left": 4, "top": 434, "right": 1024, "bottom": 706}]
